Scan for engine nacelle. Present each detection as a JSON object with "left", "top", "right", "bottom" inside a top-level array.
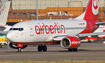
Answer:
[
  {"left": 60, "top": 36, "right": 81, "bottom": 49},
  {"left": 9, "top": 43, "right": 28, "bottom": 49}
]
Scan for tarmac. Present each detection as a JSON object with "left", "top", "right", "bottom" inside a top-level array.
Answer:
[{"left": 0, "top": 40, "right": 105, "bottom": 61}]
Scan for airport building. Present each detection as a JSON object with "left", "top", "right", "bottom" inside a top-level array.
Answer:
[
  {"left": 0, "top": 0, "right": 104, "bottom": 9},
  {"left": 0, "top": 0, "right": 105, "bottom": 22}
]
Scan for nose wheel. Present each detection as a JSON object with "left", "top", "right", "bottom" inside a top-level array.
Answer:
[
  {"left": 38, "top": 45, "right": 47, "bottom": 52},
  {"left": 18, "top": 48, "right": 23, "bottom": 52}
]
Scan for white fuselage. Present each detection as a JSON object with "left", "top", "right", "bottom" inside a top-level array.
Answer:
[{"left": 7, "top": 19, "right": 87, "bottom": 43}]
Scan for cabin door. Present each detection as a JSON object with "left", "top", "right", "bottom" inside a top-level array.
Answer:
[{"left": 28, "top": 24, "right": 34, "bottom": 36}]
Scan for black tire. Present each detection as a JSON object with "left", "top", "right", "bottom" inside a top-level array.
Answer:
[
  {"left": 68, "top": 49, "right": 72, "bottom": 52},
  {"left": 42, "top": 45, "right": 47, "bottom": 52},
  {"left": 38, "top": 45, "right": 42, "bottom": 52},
  {"left": 73, "top": 48, "right": 77, "bottom": 51}
]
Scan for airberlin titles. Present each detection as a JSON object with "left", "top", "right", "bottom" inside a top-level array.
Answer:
[{"left": 35, "top": 22, "right": 65, "bottom": 34}]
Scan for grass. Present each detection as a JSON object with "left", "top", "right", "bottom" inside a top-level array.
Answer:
[{"left": 0, "top": 60, "right": 105, "bottom": 63}]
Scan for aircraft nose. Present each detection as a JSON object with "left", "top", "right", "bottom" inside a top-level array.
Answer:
[{"left": 7, "top": 32, "right": 14, "bottom": 42}]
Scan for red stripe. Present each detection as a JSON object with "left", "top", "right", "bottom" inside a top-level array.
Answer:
[{"left": 12, "top": 41, "right": 60, "bottom": 45}]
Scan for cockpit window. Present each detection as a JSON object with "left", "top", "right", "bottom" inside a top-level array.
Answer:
[
  {"left": 9, "top": 28, "right": 24, "bottom": 31},
  {"left": 13, "top": 28, "right": 18, "bottom": 30},
  {"left": 10, "top": 28, "right": 12, "bottom": 30},
  {"left": 19, "top": 28, "right": 23, "bottom": 31}
]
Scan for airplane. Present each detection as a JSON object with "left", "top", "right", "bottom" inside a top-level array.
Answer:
[
  {"left": 0, "top": 1, "right": 11, "bottom": 33},
  {"left": 0, "top": 1, "right": 11, "bottom": 47},
  {"left": 81, "top": 25, "right": 105, "bottom": 42},
  {"left": 7, "top": 0, "right": 105, "bottom": 52}
]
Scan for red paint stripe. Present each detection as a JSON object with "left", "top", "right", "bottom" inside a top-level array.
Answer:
[{"left": 12, "top": 41, "right": 60, "bottom": 45}]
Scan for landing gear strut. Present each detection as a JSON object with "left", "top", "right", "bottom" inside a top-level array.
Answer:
[{"left": 38, "top": 45, "right": 47, "bottom": 52}]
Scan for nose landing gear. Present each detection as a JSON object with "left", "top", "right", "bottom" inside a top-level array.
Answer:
[
  {"left": 18, "top": 48, "right": 23, "bottom": 52},
  {"left": 38, "top": 45, "right": 47, "bottom": 52}
]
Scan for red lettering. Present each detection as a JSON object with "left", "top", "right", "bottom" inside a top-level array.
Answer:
[
  {"left": 50, "top": 25, "right": 54, "bottom": 34},
  {"left": 57, "top": 25, "right": 61, "bottom": 33},
  {"left": 35, "top": 22, "right": 65, "bottom": 34},
  {"left": 61, "top": 25, "right": 65, "bottom": 33},
  {"left": 45, "top": 25, "right": 49, "bottom": 34},
  {"left": 41, "top": 23, "right": 45, "bottom": 34},
  {"left": 35, "top": 25, "right": 40, "bottom": 34},
  {"left": 54, "top": 22, "right": 57, "bottom": 33}
]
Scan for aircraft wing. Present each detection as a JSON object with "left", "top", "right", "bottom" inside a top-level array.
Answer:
[
  {"left": 76, "top": 32, "right": 105, "bottom": 37},
  {"left": 0, "top": 26, "right": 6, "bottom": 31},
  {"left": 52, "top": 32, "right": 105, "bottom": 41},
  {"left": 0, "top": 31, "right": 8, "bottom": 35},
  {"left": 96, "top": 22, "right": 105, "bottom": 25},
  {"left": 52, "top": 35, "right": 69, "bottom": 41}
]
